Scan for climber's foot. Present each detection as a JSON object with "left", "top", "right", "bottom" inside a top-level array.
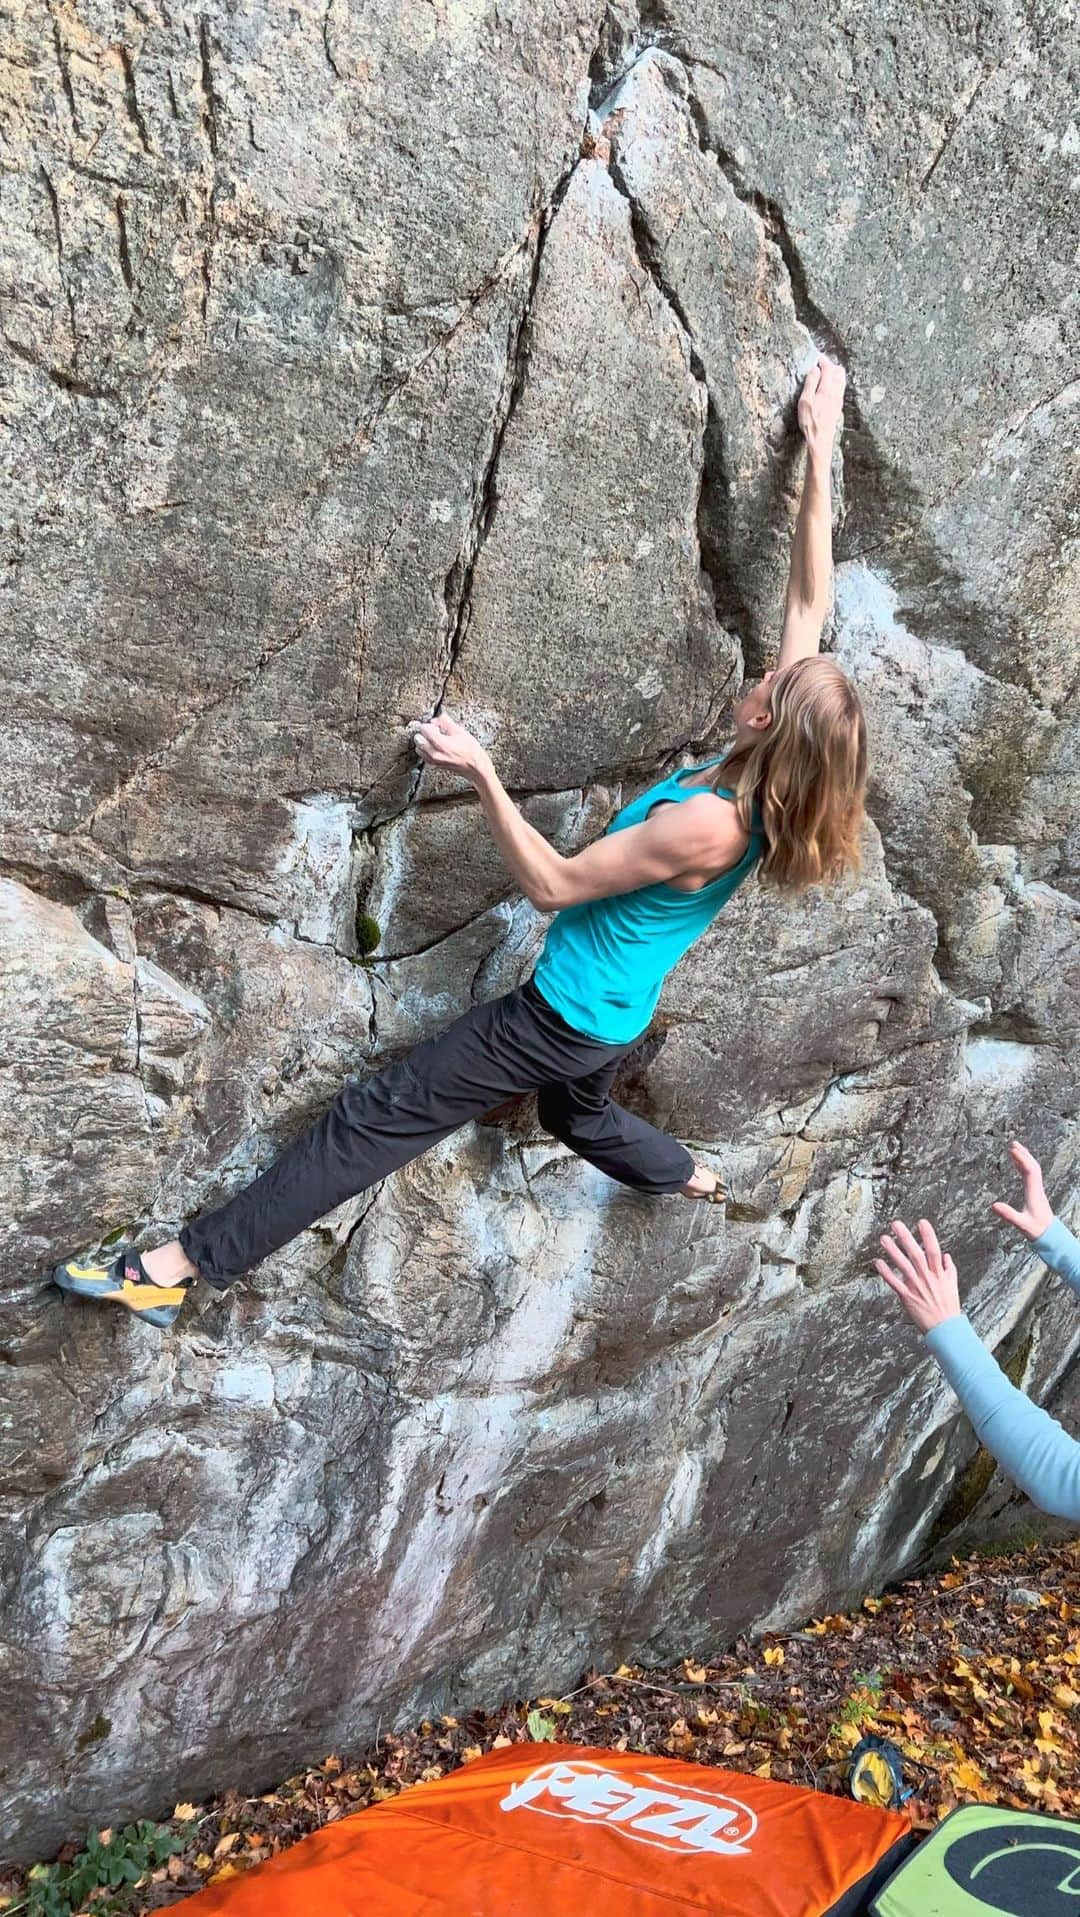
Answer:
[
  {"left": 680, "top": 1165, "right": 725, "bottom": 1204},
  {"left": 139, "top": 1239, "right": 199, "bottom": 1288},
  {"left": 53, "top": 1250, "right": 192, "bottom": 1328}
]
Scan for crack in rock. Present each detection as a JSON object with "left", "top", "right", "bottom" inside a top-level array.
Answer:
[
  {"left": 432, "top": 174, "right": 571, "bottom": 721},
  {"left": 603, "top": 135, "right": 752, "bottom": 651},
  {"left": 3, "top": 0, "right": 1077, "bottom": 1868}
]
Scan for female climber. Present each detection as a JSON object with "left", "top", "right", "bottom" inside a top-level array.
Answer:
[
  {"left": 55, "top": 354, "right": 866, "bottom": 1327},
  {"left": 876, "top": 1140, "right": 1080, "bottom": 1521}
]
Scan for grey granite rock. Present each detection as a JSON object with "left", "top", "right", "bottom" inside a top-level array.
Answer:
[{"left": 1, "top": 0, "right": 1077, "bottom": 1865}]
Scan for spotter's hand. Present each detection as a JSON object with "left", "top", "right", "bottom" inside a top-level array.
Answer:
[
  {"left": 875, "top": 1216, "right": 962, "bottom": 1335},
  {"left": 410, "top": 713, "right": 492, "bottom": 784},
  {"left": 992, "top": 1140, "right": 1054, "bottom": 1242}
]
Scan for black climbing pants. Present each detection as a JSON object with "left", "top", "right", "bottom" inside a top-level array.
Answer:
[{"left": 180, "top": 978, "right": 695, "bottom": 1288}]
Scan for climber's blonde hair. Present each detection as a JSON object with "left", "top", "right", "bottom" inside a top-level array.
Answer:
[{"left": 724, "top": 657, "right": 867, "bottom": 891}]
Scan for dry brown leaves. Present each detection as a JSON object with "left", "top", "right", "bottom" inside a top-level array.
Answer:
[{"left": 3, "top": 1537, "right": 1077, "bottom": 1911}]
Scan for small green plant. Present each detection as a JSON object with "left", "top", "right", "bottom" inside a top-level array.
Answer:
[
  {"left": 525, "top": 1709, "right": 557, "bottom": 1743},
  {"left": 970, "top": 1530, "right": 1041, "bottom": 1561},
  {"left": 355, "top": 911, "right": 381, "bottom": 957},
  {"left": 15, "top": 1822, "right": 183, "bottom": 1917},
  {"left": 735, "top": 1685, "right": 775, "bottom": 1731},
  {"left": 828, "top": 1671, "right": 886, "bottom": 1746},
  {"left": 842, "top": 1671, "right": 884, "bottom": 1719}
]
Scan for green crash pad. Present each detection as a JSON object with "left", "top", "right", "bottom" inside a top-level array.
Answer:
[{"left": 872, "top": 1803, "right": 1080, "bottom": 1916}]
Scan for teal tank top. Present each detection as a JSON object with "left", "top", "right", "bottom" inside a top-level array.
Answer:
[{"left": 533, "top": 756, "right": 762, "bottom": 1044}]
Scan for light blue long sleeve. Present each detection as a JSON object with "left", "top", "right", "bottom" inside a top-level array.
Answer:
[
  {"left": 924, "top": 1217, "right": 1080, "bottom": 1523},
  {"left": 1035, "top": 1217, "right": 1080, "bottom": 1299}
]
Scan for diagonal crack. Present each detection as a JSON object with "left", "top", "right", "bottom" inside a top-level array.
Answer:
[
  {"left": 359, "top": 154, "right": 593, "bottom": 827},
  {"left": 74, "top": 570, "right": 363, "bottom": 840},
  {"left": 918, "top": 66, "right": 992, "bottom": 195},
  {"left": 675, "top": 72, "right": 928, "bottom": 564},
  {"left": 48, "top": 2, "right": 81, "bottom": 136},
  {"left": 2, "top": 334, "right": 118, "bottom": 401},
  {"left": 432, "top": 159, "right": 581, "bottom": 723},
  {"left": 604, "top": 125, "right": 751, "bottom": 661},
  {"left": 618, "top": 35, "right": 933, "bottom": 570},
  {"left": 39, "top": 165, "right": 78, "bottom": 362},
  {"left": 118, "top": 43, "right": 153, "bottom": 155},
  {"left": 64, "top": 164, "right": 591, "bottom": 848},
  {"left": 114, "top": 195, "right": 135, "bottom": 292},
  {"left": 196, "top": 16, "right": 219, "bottom": 324},
  {"left": 657, "top": 31, "right": 1055, "bottom": 675},
  {"left": 847, "top": 60, "right": 1005, "bottom": 347},
  {"left": 300, "top": 227, "right": 545, "bottom": 535},
  {"left": 592, "top": 27, "right": 1055, "bottom": 1002},
  {"left": 322, "top": 1, "right": 344, "bottom": 81}
]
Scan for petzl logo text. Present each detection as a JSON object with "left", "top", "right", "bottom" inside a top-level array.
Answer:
[{"left": 499, "top": 1760, "right": 757, "bottom": 1856}]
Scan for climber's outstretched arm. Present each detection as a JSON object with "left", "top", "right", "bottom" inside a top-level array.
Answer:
[
  {"left": 411, "top": 716, "right": 747, "bottom": 912},
  {"left": 776, "top": 355, "right": 846, "bottom": 671}
]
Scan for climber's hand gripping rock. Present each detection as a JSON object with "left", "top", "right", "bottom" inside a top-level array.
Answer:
[{"left": 411, "top": 713, "right": 493, "bottom": 784}]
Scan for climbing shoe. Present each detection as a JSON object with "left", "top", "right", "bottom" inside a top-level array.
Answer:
[{"left": 53, "top": 1250, "right": 191, "bottom": 1328}]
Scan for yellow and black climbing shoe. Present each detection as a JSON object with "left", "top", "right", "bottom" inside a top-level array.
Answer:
[{"left": 53, "top": 1250, "right": 191, "bottom": 1329}]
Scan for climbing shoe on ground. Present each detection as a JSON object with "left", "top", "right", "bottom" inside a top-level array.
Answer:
[{"left": 53, "top": 1250, "right": 191, "bottom": 1328}]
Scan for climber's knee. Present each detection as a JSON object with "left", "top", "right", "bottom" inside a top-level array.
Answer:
[{"left": 536, "top": 1084, "right": 573, "bottom": 1144}]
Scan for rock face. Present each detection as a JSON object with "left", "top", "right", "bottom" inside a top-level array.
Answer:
[{"left": 1, "top": 0, "right": 1077, "bottom": 1863}]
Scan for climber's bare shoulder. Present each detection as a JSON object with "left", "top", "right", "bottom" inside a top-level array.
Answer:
[
  {"left": 550, "top": 792, "right": 749, "bottom": 909},
  {"left": 661, "top": 790, "right": 751, "bottom": 892}
]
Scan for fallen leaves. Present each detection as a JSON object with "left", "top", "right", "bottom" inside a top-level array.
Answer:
[{"left": 2, "top": 1540, "right": 1076, "bottom": 1914}]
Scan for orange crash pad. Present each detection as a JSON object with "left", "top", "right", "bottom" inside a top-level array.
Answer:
[{"left": 174, "top": 1743, "right": 911, "bottom": 1915}]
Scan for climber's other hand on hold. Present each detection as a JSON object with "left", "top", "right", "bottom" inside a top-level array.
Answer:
[
  {"left": 411, "top": 713, "right": 493, "bottom": 784},
  {"left": 797, "top": 353, "right": 846, "bottom": 464},
  {"left": 875, "top": 1216, "right": 962, "bottom": 1334},
  {"left": 992, "top": 1139, "right": 1055, "bottom": 1242}
]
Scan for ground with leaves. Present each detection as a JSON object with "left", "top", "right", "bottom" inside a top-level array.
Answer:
[{"left": 4, "top": 1538, "right": 1078, "bottom": 1913}]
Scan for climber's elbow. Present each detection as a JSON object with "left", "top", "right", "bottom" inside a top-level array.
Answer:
[
  {"left": 527, "top": 860, "right": 576, "bottom": 914},
  {"left": 527, "top": 879, "right": 567, "bottom": 915}
]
